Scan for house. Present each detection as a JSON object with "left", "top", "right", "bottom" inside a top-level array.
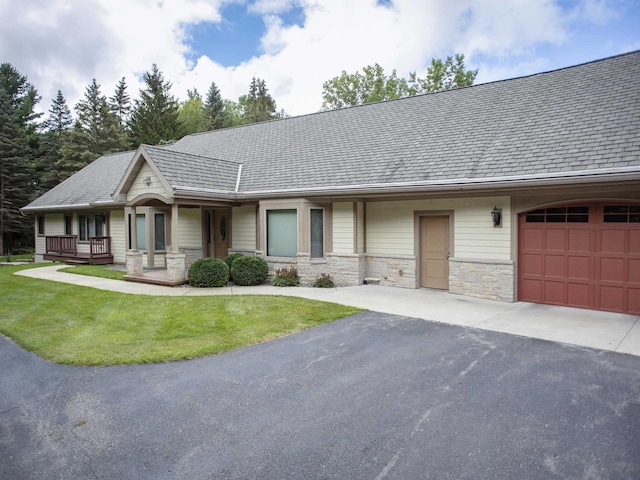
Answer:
[{"left": 22, "top": 51, "right": 640, "bottom": 314}]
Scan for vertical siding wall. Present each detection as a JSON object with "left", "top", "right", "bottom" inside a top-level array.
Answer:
[
  {"left": 127, "top": 163, "right": 168, "bottom": 201},
  {"left": 366, "top": 197, "right": 512, "bottom": 260},
  {"left": 231, "top": 205, "right": 257, "bottom": 251},
  {"left": 110, "top": 210, "right": 126, "bottom": 263}
]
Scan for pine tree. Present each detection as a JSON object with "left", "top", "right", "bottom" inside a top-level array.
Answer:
[
  {"left": 0, "top": 63, "right": 41, "bottom": 253},
  {"left": 109, "top": 77, "right": 131, "bottom": 123},
  {"left": 57, "top": 79, "right": 128, "bottom": 181},
  {"left": 243, "top": 77, "right": 277, "bottom": 124},
  {"left": 128, "top": 64, "right": 180, "bottom": 145},
  {"left": 37, "top": 90, "right": 72, "bottom": 191},
  {"left": 204, "top": 81, "right": 226, "bottom": 130}
]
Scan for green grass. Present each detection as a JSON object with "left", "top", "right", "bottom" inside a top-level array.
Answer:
[
  {"left": 59, "top": 264, "right": 126, "bottom": 280},
  {"left": 0, "top": 264, "right": 362, "bottom": 366},
  {"left": 2, "top": 252, "right": 33, "bottom": 261}
]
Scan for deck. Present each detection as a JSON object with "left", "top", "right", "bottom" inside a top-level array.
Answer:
[
  {"left": 123, "top": 269, "right": 188, "bottom": 287},
  {"left": 44, "top": 235, "right": 113, "bottom": 265}
]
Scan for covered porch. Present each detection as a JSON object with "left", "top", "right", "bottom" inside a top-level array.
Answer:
[{"left": 44, "top": 235, "right": 113, "bottom": 265}]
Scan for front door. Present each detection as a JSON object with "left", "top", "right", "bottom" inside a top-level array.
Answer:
[
  {"left": 420, "top": 216, "right": 450, "bottom": 289},
  {"left": 205, "top": 209, "right": 230, "bottom": 260}
]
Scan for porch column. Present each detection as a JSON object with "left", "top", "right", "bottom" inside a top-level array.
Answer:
[
  {"left": 126, "top": 206, "right": 143, "bottom": 276},
  {"left": 167, "top": 204, "right": 187, "bottom": 282},
  {"left": 129, "top": 206, "right": 137, "bottom": 251},
  {"left": 171, "top": 204, "right": 179, "bottom": 252}
]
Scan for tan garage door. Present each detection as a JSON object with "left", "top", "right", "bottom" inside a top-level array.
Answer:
[{"left": 518, "top": 204, "right": 640, "bottom": 314}]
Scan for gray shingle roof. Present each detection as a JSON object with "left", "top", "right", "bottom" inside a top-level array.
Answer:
[
  {"left": 168, "top": 50, "right": 640, "bottom": 193},
  {"left": 24, "top": 151, "right": 134, "bottom": 210},
  {"left": 142, "top": 145, "right": 241, "bottom": 192},
  {"left": 24, "top": 50, "right": 640, "bottom": 210}
]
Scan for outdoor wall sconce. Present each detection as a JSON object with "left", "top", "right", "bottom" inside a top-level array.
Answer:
[
  {"left": 491, "top": 206, "right": 502, "bottom": 227},
  {"left": 142, "top": 177, "right": 152, "bottom": 185}
]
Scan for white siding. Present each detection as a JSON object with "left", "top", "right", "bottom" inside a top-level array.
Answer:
[
  {"left": 366, "top": 197, "right": 512, "bottom": 260},
  {"left": 35, "top": 213, "right": 64, "bottom": 258},
  {"left": 231, "top": 205, "right": 257, "bottom": 250},
  {"left": 178, "top": 207, "right": 202, "bottom": 248},
  {"left": 127, "top": 163, "right": 169, "bottom": 201},
  {"left": 332, "top": 202, "right": 354, "bottom": 254},
  {"left": 110, "top": 209, "right": 126, "bottom": 263}
]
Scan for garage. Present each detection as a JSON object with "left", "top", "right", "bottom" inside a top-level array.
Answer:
[{"left": 518, "top": 203, "right": 640, "bottom": 314}]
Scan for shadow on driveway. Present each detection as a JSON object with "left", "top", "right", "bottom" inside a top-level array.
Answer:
[{"left": 2, "top": 312, "right": 640, "bottom": 479}]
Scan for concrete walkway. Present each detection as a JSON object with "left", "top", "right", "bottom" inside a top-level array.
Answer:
[{"left": 16, "top": 265, "right": 640, "bottom": 356}]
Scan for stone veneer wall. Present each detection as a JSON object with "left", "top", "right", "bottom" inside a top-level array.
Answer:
[
  {"left": 364, "top": 254, "right": 416, "bottom": 288},
  {"left": 449, "top": 257, "right": 515, "bottom": 302},
  {"left": 179, "top": 247, "right": 204, "bottom": 273}
]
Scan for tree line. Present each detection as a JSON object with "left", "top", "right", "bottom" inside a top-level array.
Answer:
[{"left": 0, "top": 55, "right": 476, "bottom": 254}]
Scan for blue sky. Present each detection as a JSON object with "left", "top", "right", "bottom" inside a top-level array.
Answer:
[{"left": 1, "top": 0, "right": 639, "bottom": 117}]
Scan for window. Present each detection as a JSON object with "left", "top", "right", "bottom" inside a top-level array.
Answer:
[
  {"left": 64, "top": 214, "right": 73, "bottom": 235},
  {"left": 136, "top": 214, "right": 146, "bottom": 250},
  {"left": 310, "top": 208, "right": 324, "bottom": 259},
  {"left": 267, "top": 209, "right": 297, "bottom": 257},
  {"left": 78, "top": 214, "right": 106, "bottom": 241},
  {"left": 526, "top": 206, "right": 589, "bottom": 223},
  {"left": 154, "top": 213, "right": 166, "bottom": 250},
  {"left": 37, "top": 215, "right": 45, "bottom": 236},
  {"left": 604, "top": 205, "right": 640, "bottom": 223}
]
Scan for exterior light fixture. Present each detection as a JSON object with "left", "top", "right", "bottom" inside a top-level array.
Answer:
[
  {"left": 142, "top": 177, "right": 152, "bottom": 185},
  {"left": 491, "top": 206, "right": 502, "bottom": 227}
]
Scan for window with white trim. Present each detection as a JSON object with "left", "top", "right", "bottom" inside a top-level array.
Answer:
[{"left": 78, "top": 214, "right": 106, "bottom": 242}]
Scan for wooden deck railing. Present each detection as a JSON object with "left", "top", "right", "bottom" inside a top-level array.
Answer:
[
  {"left": 45, "top": 236, "right": 112, "bottom": 258},
  {"left": 46, "top": 235, "right": 77, "bottom": 256},
  {"left": 89, "top": 236, "right": 111, "bottom": 257}
]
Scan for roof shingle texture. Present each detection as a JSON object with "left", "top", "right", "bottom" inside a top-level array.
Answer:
[{"left": 24, "top": 51, "right": 640, "bottom": 210}]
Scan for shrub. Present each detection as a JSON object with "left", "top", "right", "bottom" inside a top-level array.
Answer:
[
  {"left": 313, "top": 273, "right": 335, "bottom": 288},
  {"left": 188, "top": 258, "right": 229, "bottom": 287},
  {"left": 224, "top": 253, "right": 244, "bottom": 271},
  {"left": 230, "top": 256, "right": 268, "bottom": 286},
  {"left": 272, "top": 267, "right": 299, "bottom": 287}
]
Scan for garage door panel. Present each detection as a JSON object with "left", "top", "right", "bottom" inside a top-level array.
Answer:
[
  {"left": 545, "top": 230, "right": 566, "bottom": 250},
  {"left": 545, "top": 255, "right": 566, "bottom": 277},
  {"left": 544, "top": 281, "right": 565, "bottom": 304},
  {"left": 567, "top": 256, "right": 590, "bottom": 279},
  {"left": 629, "top": 259, "right": 640, "bottom": 283},
  {"left": 599, "top": 286, "right": 625, "bottom": 312},
  {"left": 523, "top": 228, "right": 543, "bottom": 249},
  {"left": 520, "top": 279, "right": 542, "bottom": 302},
  {"left": 567, "top": 283, "right": 590, "bottom": 308},
  {"left": 600, "top": 257, "right": 626, "bottom": 282},
  {"left": 522, "top": 253, "right": 543, "bottom": 275},
  {"left": 601, "top": 229, "right": 626, "bottom": 253},
  {"left": 630, "top": 231, "right": 640, "bottom": 253},
  {"left": 629, "top": 289, "right": 640, "bottom": 315},
  {"left": 568, "top": 229, "right": 591, "bottom": 251}
]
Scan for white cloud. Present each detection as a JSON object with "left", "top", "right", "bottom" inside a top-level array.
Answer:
[{"left": 0, "top": 0, "right": 634, "bottom": 119}]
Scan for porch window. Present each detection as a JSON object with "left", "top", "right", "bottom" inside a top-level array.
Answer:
[
  {"left": 267, "top": 209, "right": 297, "bottom": 257},
  {"left": 136, "top": 214, "right": 146, "bottom": 250},
  {"left": 78, "top": 214, "right": 106, "bottom": 241},
  {"left": 37, "top": 215, "right": 45, "bottom": 236},
  {"left": 310, "top": 208, "right": 324, "bottom": 259},
  {"left": 64, "top": 214, "right": 73, "bottom": 235},
  {"left": 154, "top": 213, "right": 166, "bottom": 250}
]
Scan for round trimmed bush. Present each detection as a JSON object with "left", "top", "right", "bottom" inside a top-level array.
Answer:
[
  {"left": 230, "top": 256, "right": 268, "bottom": 286},
  {"left": 188, "top": 258, "right": 230, "bottom": 287},
  {"left": 224, "top": 253, "right": 244, "bottom": 271}
]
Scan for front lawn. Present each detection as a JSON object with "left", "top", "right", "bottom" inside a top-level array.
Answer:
[
  {"left": 0, "top": 264, "right": 362, "bottom": 366},
  {"left": 59, "top": 264, "right": 126, "bottom": 280}
]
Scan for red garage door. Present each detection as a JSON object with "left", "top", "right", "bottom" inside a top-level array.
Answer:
[{"left": 519, "top": 204, "right": 640, "bottom": 314}]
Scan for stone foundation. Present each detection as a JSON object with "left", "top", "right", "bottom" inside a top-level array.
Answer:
[
  {"left": 449, "top": 257, "right": 515, "bottom": 302},
  {"left": 364, "top": 254, "right": 416, "bottom": 288},
  {"left": 179, "top": 247, "right": 204, "bottom": 273}
]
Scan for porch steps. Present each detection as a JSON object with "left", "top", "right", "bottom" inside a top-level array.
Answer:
[{"left": 124, "top": 273, "right": 188, "bottom": 287}]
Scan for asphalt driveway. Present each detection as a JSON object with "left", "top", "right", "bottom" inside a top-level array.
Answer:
[{"left": 2, "top": 311, "right": 640, "bottom": 479}]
